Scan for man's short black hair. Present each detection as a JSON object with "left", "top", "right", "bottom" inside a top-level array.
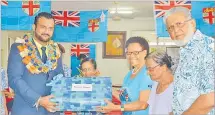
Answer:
[
  {"left": 125, "top": 36, "right": 149, "bottom": 56},
  {"left": 80, "top": 58, "right": 97, "bottom": 70},
  {"left": 34, "top": 12, "right": 54, "bottom": 25}
]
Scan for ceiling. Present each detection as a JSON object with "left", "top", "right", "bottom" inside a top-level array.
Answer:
[{"left": 51, "top": 1, "right": 154, "bottom": 19}]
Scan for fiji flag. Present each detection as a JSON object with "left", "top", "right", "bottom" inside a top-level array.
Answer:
[
  {"left": 70, "top": 44, "right": 96, "bottom": 76},
  {"left": 1, "top": 0, "right": 51, "bottom": 30},
  {"left": 154, "top": 0, "right": 191, "bottom": 37},
  {"left": 192, "top": 1, "right": 215, "bottom": 37},
  {"left": 1, "top": 0, "right": 8, "bottom": 6},
  {"left": 52, "top": 10, "right": 108, "bottom": 42},
  {"left": 154, "top": 0, "right": 215, "bottom": 37}
]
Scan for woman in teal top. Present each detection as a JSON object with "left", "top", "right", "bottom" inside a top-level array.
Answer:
[{"left": 98, "top": 37, "right": 153, "bottom": 115}]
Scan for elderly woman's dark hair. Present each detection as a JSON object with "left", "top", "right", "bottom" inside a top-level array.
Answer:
[
  {"left": 125, "top": 36, "right": 150, "bottom": 56},
  {"left": 146, "top": 50, "right": 174, "bottom": 70},
  {"left": 78, "top": 54, "right": 87, "bottom": 61},
  {"left": 80, "top": 58, "right": 97, "bottom": 70}
]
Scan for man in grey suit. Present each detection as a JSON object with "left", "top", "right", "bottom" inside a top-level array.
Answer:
[{"left": 7, "top": 12, "right": 64, "bottom": 115}]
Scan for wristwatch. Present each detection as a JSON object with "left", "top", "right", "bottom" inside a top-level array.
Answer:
[{"left": 120, "top": 104, "right": 125, "bottom": 111}]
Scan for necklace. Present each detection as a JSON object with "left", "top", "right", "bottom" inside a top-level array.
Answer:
[
  {"left": 131, "top": 67, "right": 141, "bottom": 75},
  {"left": 17, "top": 33, "right": 60, "bottom": 74}
]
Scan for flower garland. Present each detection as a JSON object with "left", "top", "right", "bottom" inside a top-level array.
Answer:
[{"left": 17, "top": 34, "right": 60, "bottom": 74}]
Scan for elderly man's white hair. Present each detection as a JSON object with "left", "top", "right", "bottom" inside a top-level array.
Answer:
[{"left": 163, "top": 6, "right": 192, "bottom": 24}]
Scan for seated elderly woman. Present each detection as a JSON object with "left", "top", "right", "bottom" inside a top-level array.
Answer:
[
  {"left": 80, "top": 58, "right": 100, "bottom": 77},
  {"left": 146, "top": 50, "right": 174, "bottom": 115}
]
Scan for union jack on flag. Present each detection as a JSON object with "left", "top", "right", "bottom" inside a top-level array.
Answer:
[
  {"left": 1, "top": 0, "right": 8, "bottom": 6},
  {"left": 71, "top": 44, "right": 90, "bottom": 57},
  {"left": 51, "top": 10, "right": 80, "bottom": 27},
  {"left": 154, "top": 0, "right": 191, "bottom": 18}
]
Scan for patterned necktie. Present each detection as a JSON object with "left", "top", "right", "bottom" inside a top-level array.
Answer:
[{"left": 41, "top": 47, "right": 47, "bottom": 63}]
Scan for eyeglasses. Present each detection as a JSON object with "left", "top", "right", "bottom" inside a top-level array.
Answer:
[
  {"left": 82, "top": 68, "right": 95, "bottom": 72},
  {"left": 126, "top": 50, "right": 144, "bottom": 56},
  {"left": 146, "top": 65, "right": 160, "bottom": 72},
  {"left": 167, "top": 19, "right": 192, "bottom": 32}
]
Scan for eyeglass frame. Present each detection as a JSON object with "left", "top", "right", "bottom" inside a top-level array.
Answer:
[
  {"left": 81, "top": 68, "right": 96, "bottom": 73},
  {"left": 125, "top": 49, "right": 145, "bottom": 56},
  {"left": 166, "top": 18, "right": 193, "bottom": 32},
  {"left": 146, "top": 64, "right": 160, "bottom": 72}
]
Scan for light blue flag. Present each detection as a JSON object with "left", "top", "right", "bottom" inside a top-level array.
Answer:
[
  {"left": 191, "top": 1, "right": 215, "bottom": 37},
  {"left": 154, "top": 0, "right": 214, "bottom": 37},
  {"left": 1, "top": 0, "right": 51, "bottom": 30},
  {"left": 154, "top": 0, "right": 192, "bottom": 37},
  {"left": 52, "top": 10, "right": 108, "bottom": 42}
]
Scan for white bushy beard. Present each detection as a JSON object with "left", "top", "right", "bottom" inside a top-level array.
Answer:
[{"left": 173, "top": 24, "right": 194, "bottom": 47}]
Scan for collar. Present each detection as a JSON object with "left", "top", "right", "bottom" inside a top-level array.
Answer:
[
  {"left": 180, "top": 29, "right": 203, "bottom": 50},
  {"left": 192, "top": 29, "right": 203, "bottom": 40},
  {"left": 33, "top": 38, "right": 47, "bottom": 49}
]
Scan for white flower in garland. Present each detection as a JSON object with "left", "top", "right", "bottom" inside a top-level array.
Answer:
[
  {"left": 15, "top": 37, "right": 25, "bottom": 43},
  {"left": 20, "top": 49, "right": 29, "bottom": 57}
]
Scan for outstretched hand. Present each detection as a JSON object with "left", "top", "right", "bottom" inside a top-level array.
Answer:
[{"left": 97, "top": 99, "right": 120, "bottom": 113}]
